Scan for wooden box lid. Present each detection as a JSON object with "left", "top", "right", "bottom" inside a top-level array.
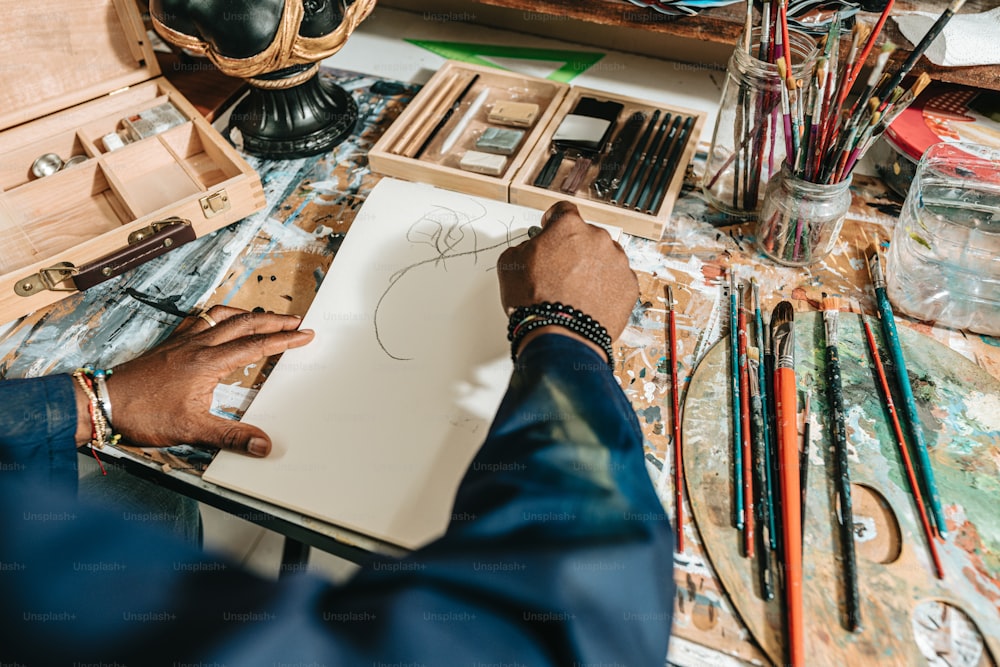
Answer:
[{"left": 0, "top": 0, "right": 160, "bottom": 133}]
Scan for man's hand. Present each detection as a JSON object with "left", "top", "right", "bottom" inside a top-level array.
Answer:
[
  {"left": 90, "top": 306, "right": 314, "bottom": 457},
  {"left": 497, "top": 201, "right": 639, "bottom": 353}
]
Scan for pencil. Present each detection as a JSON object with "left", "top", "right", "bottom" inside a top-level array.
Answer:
[
  {"left": 821, "top": 294, "right": 861, "bottom": 632},
  {"left": 625, "top": 113, "right": 672, "bottom": 208},
  {"left": 862, "top": 317, "right": 945, "bottom": 579},
  {"left": 636, "top": 115, "right": 682, "bottom": 212},
  {"left": 647, "top": 116, "right": 694, "bottom": 214},
  {"left": 772, "top": 300, "right": 803, "bottom": 667},
  {"left": 667, "top": 285, "right": 684, "bottom": 553},
  {"left": 394, "top": 71, "right": 460, "bottom": 156},
  {"left": 413, "top": 73, "right": 480, "bottom": 158},
  {"left": 866, "top": 245, "right": 947, "bottom": 536},
  {"left": 730, "top": 272, "right": 744, "bottom": 532},
  {"left": 612, "top": 110, "right": 659, "bottom": 206}
]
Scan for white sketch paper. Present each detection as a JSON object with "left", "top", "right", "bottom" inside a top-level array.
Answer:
[{"left": 205, "top": 178, "right": 558, "bottom": 549}]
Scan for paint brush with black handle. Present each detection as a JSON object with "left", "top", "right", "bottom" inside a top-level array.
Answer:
[
  {"left": 748, "top": 347, "right": 774, "bottom": 601},
  {"left": 822, "top": 294, "right": 861, "bottom": 632}
]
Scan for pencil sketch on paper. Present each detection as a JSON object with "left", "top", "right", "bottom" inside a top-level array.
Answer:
[{"left": 373, "top": 199, "right": 529, "bottom": 361}]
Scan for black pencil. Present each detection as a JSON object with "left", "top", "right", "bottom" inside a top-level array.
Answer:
[
  {"left": 647, "top": 116, "right": 694, "bottom": 214},
  {"left": 636, "top": 114, "right": 682, "bottom": 212},
  {"left": 611, "top": 110, "right": 659, "bottom": 205},
  {"left": 623, "top": 112, "right": 670, "bottom": 208}
]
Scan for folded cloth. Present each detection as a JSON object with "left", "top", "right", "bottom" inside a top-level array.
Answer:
[{"left": 893, "top": 7, "right": 1000, "bottom": 67}]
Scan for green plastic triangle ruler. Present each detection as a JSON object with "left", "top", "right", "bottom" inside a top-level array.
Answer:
[{"left": 406, "top": 40, "right": 605, "bottom": 83}]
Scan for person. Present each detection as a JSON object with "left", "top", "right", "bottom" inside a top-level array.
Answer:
[{"left": 0, "top": 202, "right": 675, "bottom": 664}]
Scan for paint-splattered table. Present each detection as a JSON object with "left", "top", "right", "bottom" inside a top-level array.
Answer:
[{"left": 1, "top": 67, "right": 997, "bottom": 666}]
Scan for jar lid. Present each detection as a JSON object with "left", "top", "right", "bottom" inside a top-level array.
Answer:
[{"left": 885, "top": 82, "right": 1000, "bottom": 161}]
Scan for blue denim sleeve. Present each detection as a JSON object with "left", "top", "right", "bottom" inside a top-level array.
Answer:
[
  {"left": 0, "top": 374, "right": 78, "bottom": 495},
  {"left": 0, "top": 334, "right": 674, "bottom": 665}
]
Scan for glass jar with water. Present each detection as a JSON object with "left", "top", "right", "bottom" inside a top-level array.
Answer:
[{"left": 886, "top": 143, "right": 1000, "bottom": 336}]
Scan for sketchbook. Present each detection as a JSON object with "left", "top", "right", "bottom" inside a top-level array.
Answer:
[{"left": 204, "top": 178, "right": 620, "bottom": 550}]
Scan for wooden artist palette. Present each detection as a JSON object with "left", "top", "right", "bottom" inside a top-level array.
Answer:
[{"left": 682, "top": 311, "right": 999, "bottom": 666}]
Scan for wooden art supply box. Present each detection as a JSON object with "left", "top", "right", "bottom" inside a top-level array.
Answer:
[
  {"left": 0, "top": 0, "right": 264, "bottom": 323},
  {"left": 369, "top": 61, "right": 706, "bottom": 240}
]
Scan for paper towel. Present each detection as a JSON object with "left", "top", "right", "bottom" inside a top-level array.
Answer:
[{"left": 893, "top": 7, "right": 1000, "bottom": 67}]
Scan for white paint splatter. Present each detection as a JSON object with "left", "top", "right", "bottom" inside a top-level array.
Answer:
[
  {"left": 965, "top": 391, "right": 1000, "bottom": 431},
  {"left": 644, "top": 380, "right": 657, "bottom": 403}
]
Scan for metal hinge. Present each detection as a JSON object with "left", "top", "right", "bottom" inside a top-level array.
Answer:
[
  {"left": 128, "top": 216, "right": 188, "bottom": 244},
  {"left": 14, "top": 263, "right": 78, "bottom": 296},
  {"left": 199, "top": 189, "right": 230, "bottom": 218}
]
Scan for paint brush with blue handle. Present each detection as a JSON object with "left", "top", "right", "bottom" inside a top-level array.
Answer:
[
  {"left": 866, "top": 245, "right": 946, "bottom": 537},
  {"left": 730, "top": 271, "right": 744, "bottom": 532}
]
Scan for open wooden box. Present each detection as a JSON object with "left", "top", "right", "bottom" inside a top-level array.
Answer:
[
  {"left": 0, "top": 0, "right": 264, "bottom": 323},
  {"left": 369, "top": 61, "right": 569, "bottom": 202},
  {"left": 369, "top": 60, "right": 706, "bottom": 240}
]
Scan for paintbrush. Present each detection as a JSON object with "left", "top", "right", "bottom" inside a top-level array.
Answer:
[
  {"left": 862, "top": 317, "right": 945, "bottom": 579},
  {"left": 772, "top": 300, "right": 803, "bottom": 667},
  {"left": 752, "top": 280, "right": 778, "bottom": 553},
  {"left": 730, "top": 272, "right": 745, "bottom": 532},
  {"left": 748, "top": 347, "right": 775, "bottom": 600},
  {"left": 866, "top": 245, "right": 947, "bottom": 537},
  {"left": 872, "top": 0, "right": 968, "bottom": 114},
  {"left": 821, "top": 294, "right": 862, "bottom": 632},
  {"left": 738, "top": 281, "right": 754, "bottom": 558},
  {"left": 667, "top": 284, "right": 685, "bottom": 553}
]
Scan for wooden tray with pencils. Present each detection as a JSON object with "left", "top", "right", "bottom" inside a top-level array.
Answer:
[{"left": 369, "top": 60, "right": 706, "bottom": 240}]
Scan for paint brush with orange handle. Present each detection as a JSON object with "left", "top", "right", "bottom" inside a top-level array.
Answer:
[{"left": 771, "top": 300, "right": 803, "bottom": 667}]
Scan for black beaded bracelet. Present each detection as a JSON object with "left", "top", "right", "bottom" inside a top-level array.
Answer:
[{"left": 507, "top": 302, "right": 614, "bottom": 365}]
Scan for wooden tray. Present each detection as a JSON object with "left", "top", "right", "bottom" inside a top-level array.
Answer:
[
  {"left": 0, "top": 0, "right": 264, "bottom": 322},
  {"left": 369, "top": 60, "right": 706, "bottom": 240},
  {"left": 368, "top": 60, "right": 569, "bottom": 202},
  {"left": 510, "top": 85, "right": 705, "bottom": 240}
]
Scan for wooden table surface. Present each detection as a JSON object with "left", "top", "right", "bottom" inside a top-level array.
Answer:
[{"left": 1, "top": 64, "right": 997, "bottom": 666}]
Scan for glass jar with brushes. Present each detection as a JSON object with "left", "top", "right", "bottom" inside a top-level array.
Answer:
[
  {"left": 702, "top": 27, "right": 817, "bottom": 218},
  {"left": 756, "top": 165, "right": 852, "bottom": 266}
]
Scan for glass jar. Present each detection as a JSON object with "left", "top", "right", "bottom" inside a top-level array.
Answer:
[
  {"left": 886, "top": 142, "right": 1000, "bottom": 336},
  {"left": 702, "top": 28, "right": 817, "bottom": 218},
  {"left": 756, "top": 166, "right": 852, "bottom": 266}
]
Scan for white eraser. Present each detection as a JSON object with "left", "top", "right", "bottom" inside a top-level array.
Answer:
[{"left": 459, "top": 150, "right": 507, "bottom": 176}]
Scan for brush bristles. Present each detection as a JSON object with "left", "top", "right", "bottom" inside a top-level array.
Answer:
[
  {"left": 822, "top": 293, "right": 841, "bottom": 343},
  {"left": 820, "top": 294, "right": 841, "bottom": 313}
]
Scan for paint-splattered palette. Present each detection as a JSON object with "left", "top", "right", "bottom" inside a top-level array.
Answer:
[{"left": 683, "top": 311, "right": 999, "bottom": 666}]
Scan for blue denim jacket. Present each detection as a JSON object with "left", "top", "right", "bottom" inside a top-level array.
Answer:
[{"left": 0, "top": 334, "right": 674, "bottom": 665}]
